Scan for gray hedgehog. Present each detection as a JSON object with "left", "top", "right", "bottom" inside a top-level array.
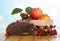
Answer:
[{"left": 6, "top": 22, "right": 35, "bottom": 36}]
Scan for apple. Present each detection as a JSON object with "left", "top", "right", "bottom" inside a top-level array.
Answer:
[
  {"left": 30, "top": 17, "right": 37, "bottom": 20},
  {"left": 31, "top": 8, "right": 42, "bottom": 19}
]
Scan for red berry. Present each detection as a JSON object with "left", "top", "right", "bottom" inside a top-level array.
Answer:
[
  {"left": 5, "top": 32, "right": 9, "bottom": 38},
  {"left": 53, "top": 25, "right": 56, "bottom": 28},
  {"left": 24, "top": 14, "right": 28, "bottom": 18},
  {"left": 36, "top": 29, "right": 40, "bottom": 35},
  {"left": 50, "top": 29, "right": 57, "bottom": 35},
  {"left": 50, "top": 25, "right": 56, "bottom": 29},
  {"left": 37, "top": 29, "right": 45, "bottom": 36},
  {"left": 52, "top": 29, "right": 57, "bottom": 35},
  {"left": 50, "top": 25, "right": 53, "bottom": 29},
  {"left": 16, "top": 20, "right": 20, "bottom": 23}
]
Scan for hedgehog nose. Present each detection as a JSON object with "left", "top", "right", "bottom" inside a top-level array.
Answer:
[{"left": 34, "top": 27, "right": 38, "bottom": 31}]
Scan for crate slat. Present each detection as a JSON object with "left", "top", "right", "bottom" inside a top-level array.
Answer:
[
  {"left": 30, "top": 20, "right": 53, "bottom": 26},
  {"left": 20, "top": 36, "right": 33, "bottom": 41},
  {"left": 6, "top": 36, "right": 58, "bottom": 41}
]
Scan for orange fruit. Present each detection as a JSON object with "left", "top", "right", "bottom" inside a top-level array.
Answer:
[{"left": 38, "top": 14, "right": 50, "bottom": 20}]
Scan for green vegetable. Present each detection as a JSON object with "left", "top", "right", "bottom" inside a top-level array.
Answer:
[
  {"left": 11, "top": 8, "right": 22, "bottom": 15},
  {"left": 25, "top": 7, "right": 32, "bottom": 14}
]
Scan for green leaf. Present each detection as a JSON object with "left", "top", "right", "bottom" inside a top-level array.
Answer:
[
  {"left": 25, "top": 7, "right": 32, "bottom": 14},
  {"left": 11, "top": 8, "right": 23, "bottom": 15}
]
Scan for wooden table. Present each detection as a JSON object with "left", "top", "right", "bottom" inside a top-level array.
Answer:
[
  {"left": 6, "top": 35, "right": 60, "bottom": 41},
  {"left": 0, "top": 30, "right": 60, "bottom": 41}
]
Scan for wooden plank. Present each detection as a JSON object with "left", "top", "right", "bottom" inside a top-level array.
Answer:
[
  {"left": 6, "top": 36, "right": 58, "bottom": 41},
  {"left": 34, "top": 36, "right": 48, "bottom": 41},
  {"left": 47, "top": 36, "right": 60, "bottom": 41},
  {"left": 30, "top": 20, "right": 53, "bottom": 26},
  {"left": 11, "top": 36, "right": 20, "bottom": 41},
  {"left": 20, "top": 36, "right": 33, "bottom": 41},
  {"left": 6, "top": 36, "right": 20, "bottom": 41}
]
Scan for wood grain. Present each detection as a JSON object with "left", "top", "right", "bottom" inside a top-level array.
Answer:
[
  {"left": 30, "top": 20, "right": 53, "bottom": 26},
  {"left": 6, "top": 36, "right": 58, "bottom": 41}
]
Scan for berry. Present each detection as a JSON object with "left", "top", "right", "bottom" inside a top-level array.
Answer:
[
  {"left": 50, "top": 25, "right": 56, "bottom": 29},
  {"left": 5, "top": 32, "right": 9, "bottom": 38},
  {"left": 53, "top": 25, "right": 56, "bottom": 28},
  {"left": 49, "top": 29, "right": 57, "bottom": 35},
  {"left": 16, "top": 20, "right": 20, "bottom": 23},
  {"left": 24, "top": 14, "right": 28, "bottom": 18},
  {"left": 36, "top": 29, "right": 45, "bottom": 36},
  {"left": 50, "top": 25, "right": 53, "bottom": 29},
  {"left": 52, "top": 29, "right": 57, "bottom": 35}
]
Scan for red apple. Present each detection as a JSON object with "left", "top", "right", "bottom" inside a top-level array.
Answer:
[
  {"left": 31, "top": 8, "right": 42, "bottom": 19},
  {"left": 30, "top": 17, "right": 37, "bottom": 20}
]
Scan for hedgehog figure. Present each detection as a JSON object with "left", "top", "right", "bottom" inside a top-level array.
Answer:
[{"left": 6, "top": 22, "right": 36, "bottom": 36}]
